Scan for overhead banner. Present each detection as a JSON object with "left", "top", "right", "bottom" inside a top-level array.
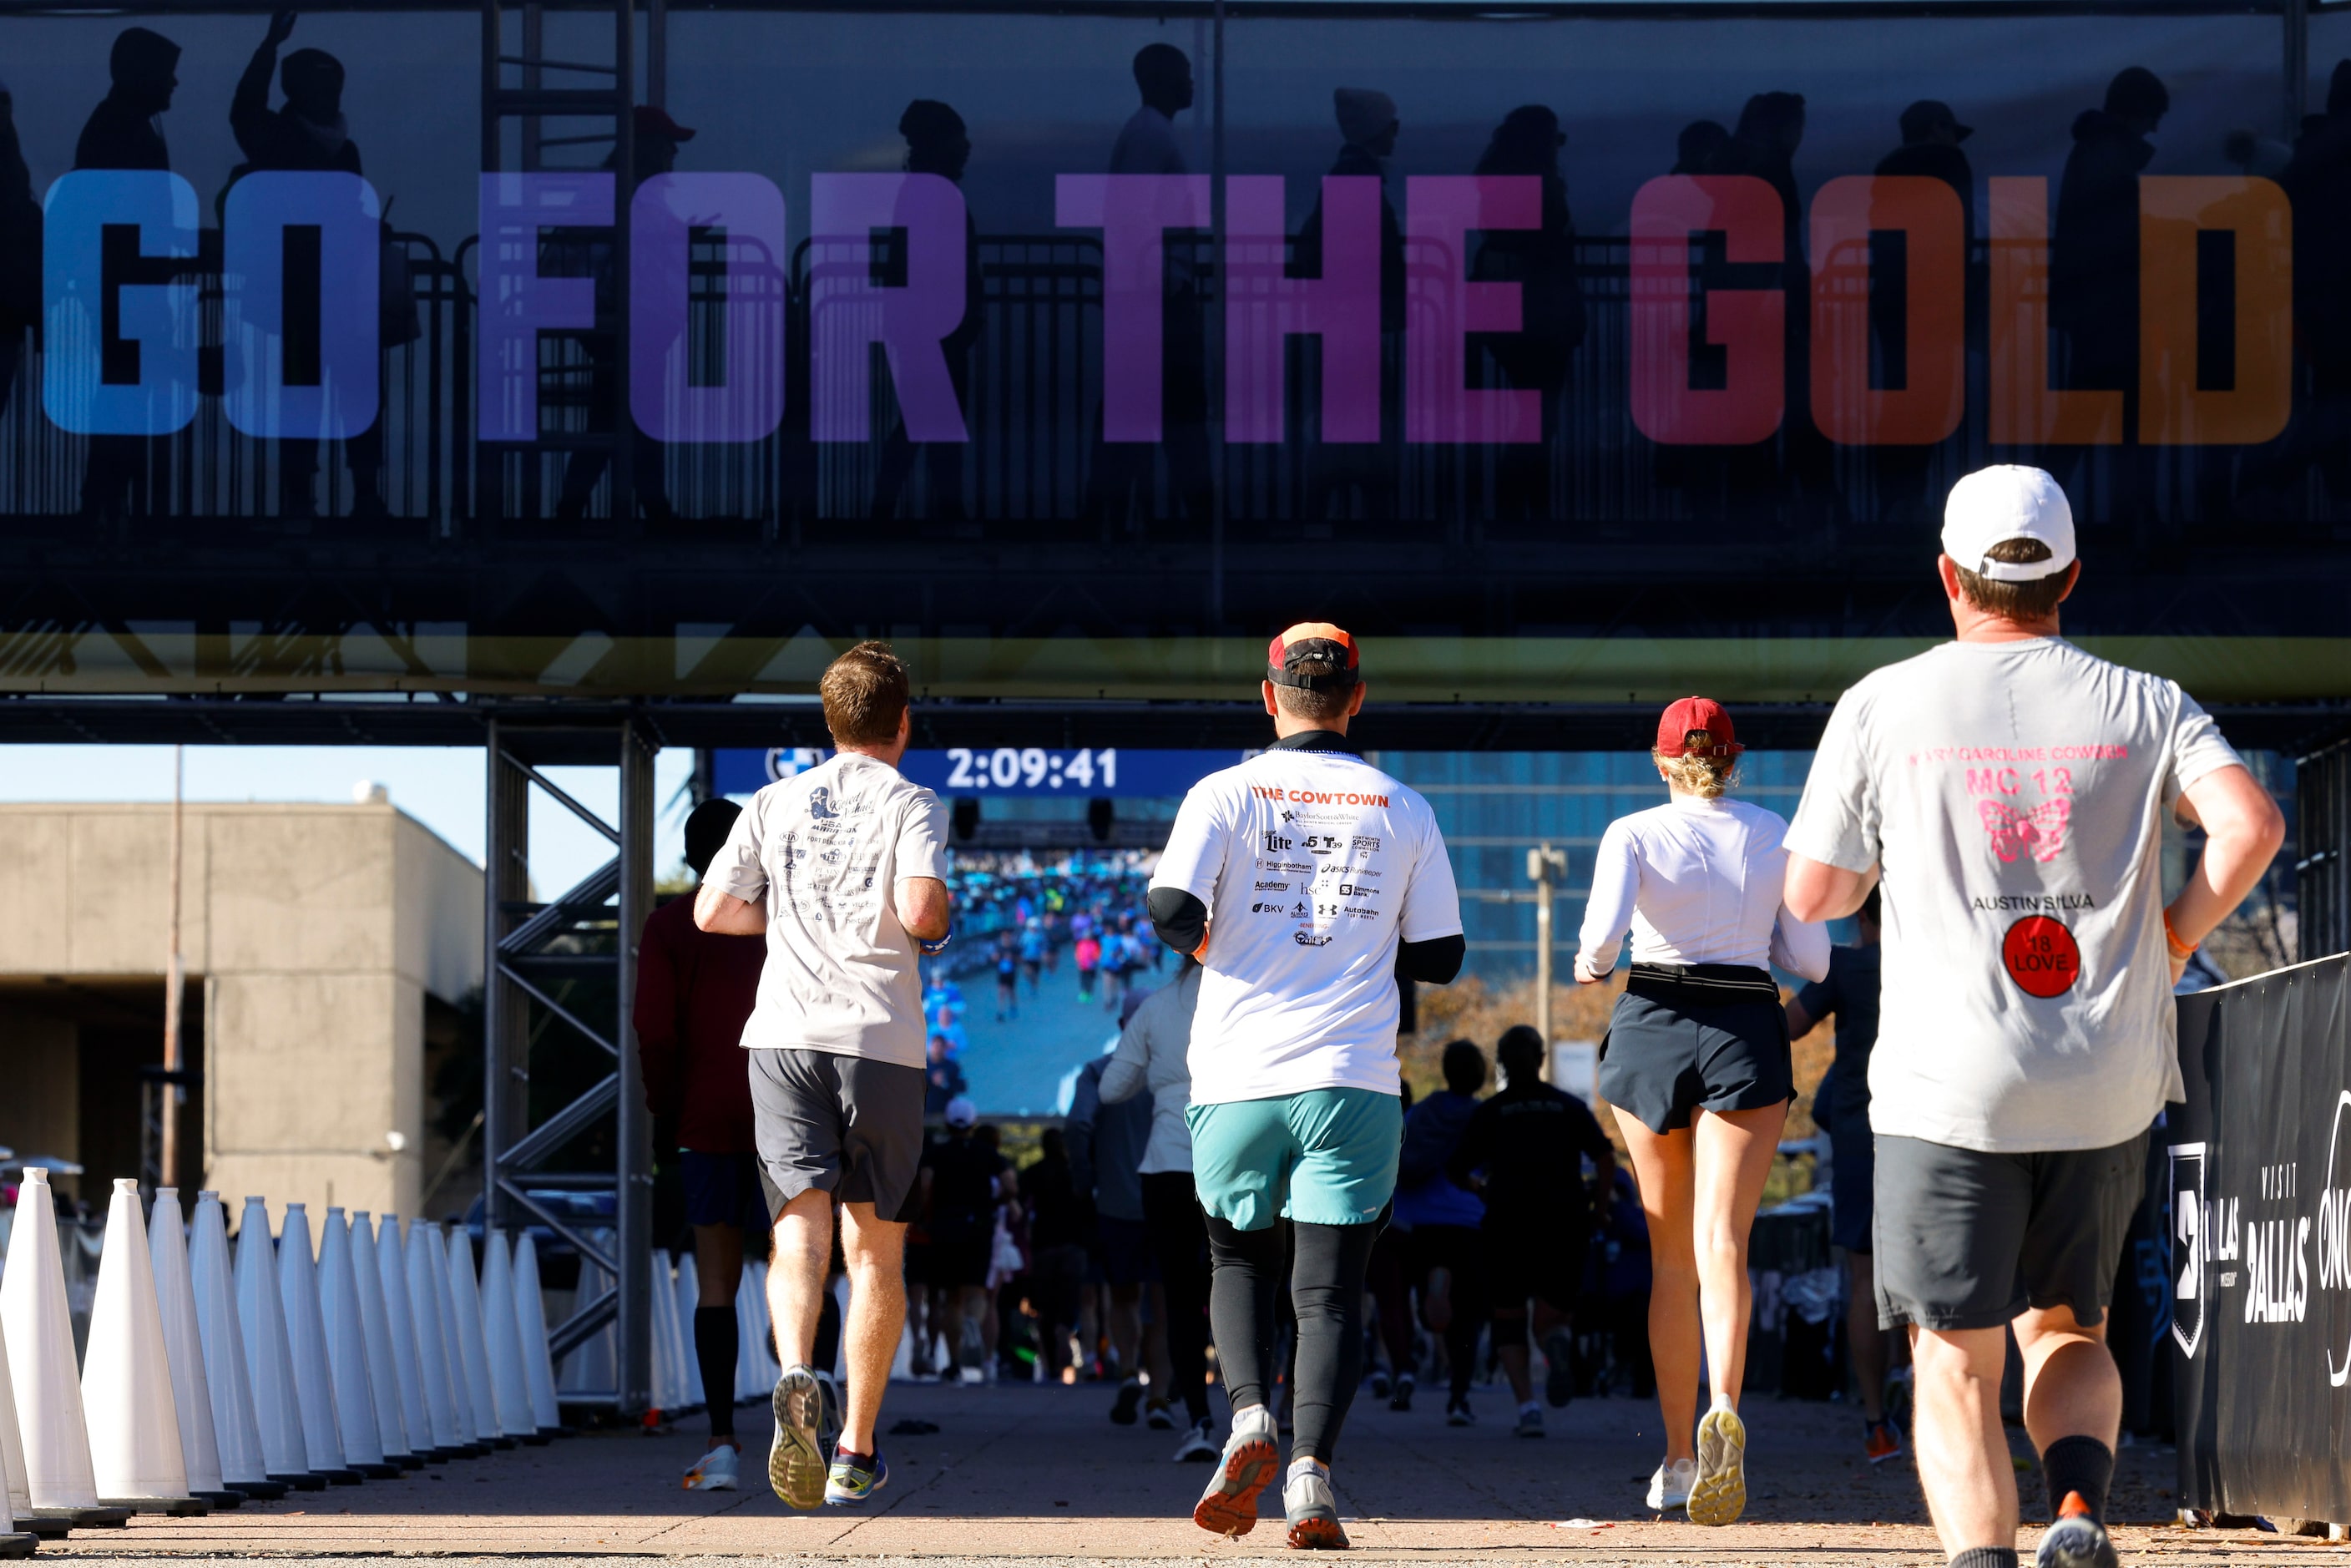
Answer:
[{"left": 2172, "top": 955, "right": 2351, "bottom": 1525}]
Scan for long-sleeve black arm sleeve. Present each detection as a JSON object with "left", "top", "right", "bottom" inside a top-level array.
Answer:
[
  {"left": 1147, "top": 886, "right": 1208, "bottom": 956},
  {"left": 1397, "top": 933, "right": 1467, "bottom": 985}
]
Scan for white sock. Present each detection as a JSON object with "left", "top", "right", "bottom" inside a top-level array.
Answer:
[
  {"left": 1287, "top": 1455, "right": 1328, "bottom": 1482},
  {"left": 1520, "top": 1399, "right": 1541, "bottom": 1417},
  {"left": 1231, "top": 1404, "right": 1277, "bottom": 1441}
]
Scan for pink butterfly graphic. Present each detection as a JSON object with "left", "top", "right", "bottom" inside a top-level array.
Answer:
[{"left": 1979, "top": 798, "right": 2070, "bottom": 863}]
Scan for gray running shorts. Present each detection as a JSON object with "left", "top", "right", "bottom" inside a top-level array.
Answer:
[
  {"left": 747, "top": 1049, "right": 926, "bottom": 1224},
  {"left": 1872, "top": 1130, "right": 2149, "bottom": 1333}
]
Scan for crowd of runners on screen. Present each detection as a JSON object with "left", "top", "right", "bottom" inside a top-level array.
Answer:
[{"left": 638, "top": 463, "right": 2287, "bottom": 1568}]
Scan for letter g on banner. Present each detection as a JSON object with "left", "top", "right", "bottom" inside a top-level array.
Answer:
[
  {"left": 224, "top": 171, "right": 382, "bottom": 439},
  {"left": 43, "top": 169, "right": 200, "bottom": 436},
  {"left": 1629, "top": 175, "right": 1784, "bottom": 446}
]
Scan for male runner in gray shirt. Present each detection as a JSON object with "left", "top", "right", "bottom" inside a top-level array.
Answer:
[
  {"left": 696, "top": 641, "right": 952, "bottom": 1512},
  {"left": 1782, "top": 467, "right": 2283, "bottom": 1568}
]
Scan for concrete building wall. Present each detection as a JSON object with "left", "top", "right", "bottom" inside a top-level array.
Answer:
[{"left": 0, "top": 803, "right": 482, "bottom": 1220}]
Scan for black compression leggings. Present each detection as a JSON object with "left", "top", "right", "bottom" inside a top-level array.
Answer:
[{"left": 1205, "top": 1215, "right": 1379, "bottom": 1464}]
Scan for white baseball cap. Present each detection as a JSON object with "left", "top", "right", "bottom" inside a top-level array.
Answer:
[
  {"left": 943, "top": 1096, "right": 977, "bottom": 1128},
  {"left": 1941, "top": 465, "right": 2075, "bottom": 582}
]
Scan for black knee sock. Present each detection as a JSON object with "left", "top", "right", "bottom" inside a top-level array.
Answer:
[
  {"left": 1949, "top": 1549, "right": 2018, "bottom": 1568},
  {"left": 1204, "top": 1214, "right": 1285, "bottom": 1414},
  {"left": 694, "top": 1306, "right": 739, "bottom": 1438},
  {"left": 1287, "top": 1220, "right": 1380, "bottom": 1465},
  {"left": 2040, "top": 1434, "right": 2114, "bottom": 1523}
]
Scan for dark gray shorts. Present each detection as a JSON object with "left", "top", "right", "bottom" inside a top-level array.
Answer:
[
  {"left": 1598, "top": 986, "right": 1792, "bottom": 1136},
  {"left": 1873, "top": 1130, "right": 2150, "bottom": 1333},
  {"left": 747, "top": 1049, "right": 926, "bottom": 1224}
]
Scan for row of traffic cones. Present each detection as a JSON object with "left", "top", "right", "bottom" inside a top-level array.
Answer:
[{"left": 0, "top": 1170, "right": 566, "bottom": 1553}]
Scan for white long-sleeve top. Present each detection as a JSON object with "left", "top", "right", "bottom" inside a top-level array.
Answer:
[
  {"left": 1100, "top": 964, "right": 1201, "bottom": 1175},
  {"left": 1575, "top": 796, "right": 1831, "bottom": 984}
]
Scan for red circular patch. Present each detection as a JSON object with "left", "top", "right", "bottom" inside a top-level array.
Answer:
[{"left": 2002, "top": 915, "right": 2081, "bottom": 998}]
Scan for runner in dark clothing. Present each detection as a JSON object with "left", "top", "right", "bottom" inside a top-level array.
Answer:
[
  {"left": 921, "top": 1100, "right": 1012, "bottom": 1378},
  {"left": 1448, "top": 1025, "right": 1616, "bottom": 1439},
  {"left": 1786, "top": 883, "right": 1904, "bottom": 1464},
  {"left": 1391, "top": 1039, "right": 1487, "bottom": 1424}
]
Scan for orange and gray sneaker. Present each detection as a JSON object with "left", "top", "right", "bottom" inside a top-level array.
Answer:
[
  {"left": 1863, "top": 1417, "right": 1904, "bottom": 1465},
  {"left": 1191, "top": 1406, "right": 1280, "bottom": 1537},
  {"left": 1282, "top": 1461, "right": 1348, "bottom": 1550},
  {"left": 1685, "top": 1405, "right": 1747, "bottom": 1526},
  {"left": 2035, "top": 1491, "right": 2120, "bottom": 1568}
]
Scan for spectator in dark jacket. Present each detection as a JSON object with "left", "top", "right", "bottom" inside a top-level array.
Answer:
[
  {"left": 1473, "top": 105, "right": 1586, "bottom": 520},
  {"left": 73, "top": 27, "right": 179, "bottom": 523},
  {"left": 632, "top": 797, "right": 771, "bottom": 1490},
  {"left": 2054, "top": 68, "right": 2167, "bottom": 398},
  {"left": 230, "top": 12, "right": 388, "bottom": 520}
]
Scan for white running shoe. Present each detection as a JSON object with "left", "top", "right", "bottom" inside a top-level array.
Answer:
[
  {"left": 681, "top": 1443, "right": 739, "bottom": 1491},
  {"left": 1686, "top": 1406, "right": 1748, "bottom": 1526},
  {"left": 1646, "top": 1457, "right": 1697, "bottom": 1511},
  {"left": 1191, "top": 1406, "right": 1280, "bottom": 1537},
  {"left": 768, "top": 1367, "right": 827, "bottom": 1510},
  {"left": 1283, "top": 1462, "right": 1348, "bottom": 1550},
  {"left": 1171, "top": 1417, "right": 1219, "bottom": 1463}
]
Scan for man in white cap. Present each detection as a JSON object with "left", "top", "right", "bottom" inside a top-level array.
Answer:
[{"left": 1782, "top": 466, "right": 2283, "bottom": 1568}]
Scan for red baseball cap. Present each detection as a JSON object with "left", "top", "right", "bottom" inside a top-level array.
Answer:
[
  {"left": 1267, "top": 621, "right": 1359, "bottom": 692},
  {"left": 1655, "top": 696, "right": 1742, "bottom": 758}
]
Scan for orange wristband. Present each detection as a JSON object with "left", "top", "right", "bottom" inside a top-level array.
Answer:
[{"left": 2162, "top": 911, "right": 2197, "bottom": 959}]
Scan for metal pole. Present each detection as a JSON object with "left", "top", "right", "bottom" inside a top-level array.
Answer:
[
  {"left": 614, "top": 722, "right": 656, "bottom": 1416},
  {"left": 610, "top": 0, "right": 637, "bottom": 532},
  {"left": 1528, "top": 845, "right": 1554, "bottom": 1079},
  {"left": 483, "top": 720, "right": 530, "bottom": 1232},
  {"left": 160, "top": 745, "right": 185, "bottom": 1189}
]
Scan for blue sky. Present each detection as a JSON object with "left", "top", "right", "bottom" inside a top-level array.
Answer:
[{"left": 0, "top": 745, "right": 700, "bottom": 895}]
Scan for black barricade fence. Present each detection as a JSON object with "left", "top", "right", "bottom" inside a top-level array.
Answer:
[{"left": 2172, "top": 953, "right": 2351, "bottom": 1524}]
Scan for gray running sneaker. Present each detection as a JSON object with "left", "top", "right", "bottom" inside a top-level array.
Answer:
[
  {"left": 1191, "top": 1407, "right": 1279, "bottom": 1537},
  {"left": 1514, "top": 1404, "right": 1546, "bottom": 1439},
  {"left": 767, "top": 1366, "right": 827, "bottom": 1510},
  {"left": 2035, "top": 1493, "right": 2121, "bottom": 1568},
  {"left": 1283, "top": 1464, "right": 1349, "bottom": 1550}
]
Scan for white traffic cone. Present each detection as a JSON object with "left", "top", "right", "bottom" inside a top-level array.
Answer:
[
  {"left": 82, "top": 1178, "right": 198, "bottom": 1512},
  {"left": 674, "top": 1260, "right": 705, "bottom": 1407},
  {"left": 234, "top": 1197, "right": 317, "bottom": 1490},
  {"left": 0, "top": 1295, "right": 38, "bottom": 1526},
  {"left": 317, "top": 1211, "right": 390, "bottom": 1477},
  {"left": 346, "top": 1215, "right": 414, "bottom": 1466},
  {"left": 509, "top": 1234, "right": 561, "bottom": 1434},
  {"left": 556, "top": 1243, "right": 614, "bottom": 1399},
  {"left": 645, "top": 1250, "right": 676, "bottom": 1415},
  {"left": 0, "top": 1167, "right": 104, "bottom": 1518},
  {"left": 189, "top": 1194, "right": 278, "bottom": 1499},
  {"left": 374, "top": 1218, "right": 438, "bottom": 1460},
  {"left": 747, "top": 1261, "right": 781, "bottom": 1386},
  {"left": 439, "top": 1228, "right": 502, "bottom": 1446},
  {"left": 148, "top": 1190, "right": 235, "bottom": 1507},
  {"left": 405, "top": 1223, "right": 471, "bottom": 1456},
  {"left": 275, "top": 1205, "right": 354, "bottom": 1484},
  {"left": 476, "top": 1234, "right": 537, "bottom": 1442}
]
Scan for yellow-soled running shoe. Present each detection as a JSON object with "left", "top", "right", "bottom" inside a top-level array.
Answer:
[{"left": 1686, "top": 1406, "right": 1747, "bottom": 1526}]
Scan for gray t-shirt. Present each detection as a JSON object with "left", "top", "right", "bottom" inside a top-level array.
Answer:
[
  {"left": 1784, "top": 637, "right": 2244, "bottom": 1154},
  {"left": 705, "top": 751, "right": 949, "bottom": 1068}
]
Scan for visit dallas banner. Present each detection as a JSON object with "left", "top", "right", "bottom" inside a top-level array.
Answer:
[{"left": 2172, "top": 954, "right": 2351, "bottom": 1524}]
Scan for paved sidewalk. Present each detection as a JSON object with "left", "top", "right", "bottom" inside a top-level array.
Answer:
[{"left": 42, "top": 1379, "right": 2329, "bottom": 1565}]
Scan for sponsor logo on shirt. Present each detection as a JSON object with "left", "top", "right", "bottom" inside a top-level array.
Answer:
[
  {"left": 1254, "top": 879, "right": 1289, "bottom": 892},
  {"left": 2000, "top": 914, "right": 2081, "bottom": 997},
  {"left": 1338, "top": 883, "right": 1377, "bottom": 898},
  {"left": 1352, "top": 835, "right": 1382, "bottom": 853},
  {"left": 1250, "top": 901, "right": 1286, "bottom": 913},
  {"left": 1271, "top": 861, "right": 1314, "bottom": 873},
  {"left": 1343, "top": 905, "right": 1380, "bottom": 918},
  {"left": 1303, "top": 833, "right": 1343, "bottom": 855},
  {"left": 809, "top": 787, "right": 839, "bottom": 821},
  {"left": 1292, "top": 930, "right": 1333, "bottom": 947},
  {"left": 1262, "top": 832, "right": 1294, "bottom": 852},
  {"left": 1290, "top": 900, "right": 1310, "bottom": 917}
]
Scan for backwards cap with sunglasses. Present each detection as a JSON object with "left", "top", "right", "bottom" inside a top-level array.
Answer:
[{"left": 1267, "top": 621, "right": 1360, "bottom": 693}]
